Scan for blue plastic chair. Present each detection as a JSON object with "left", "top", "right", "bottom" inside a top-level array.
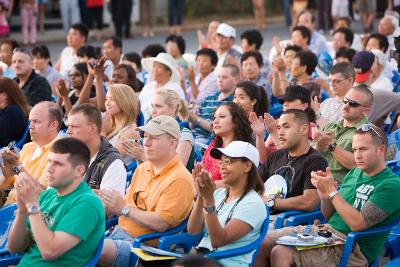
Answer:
[
  {"left": 125, "top": 160, "right": 138, "bottom": 189},
  {"left": 136, "top": 112, "right": 145, "bottom": 127},
  {"left": 274, "top": 209, "right": 325, "bottom": 229},
  {"left": 104, "top": 216, "right": 189, "bottom": 266},
  {"left": 339, "top": 220, "right": 400, "bottom": 267},
  {"left": 0, "top": 204, "right": 17, "bottom": 253},
  {"left": 385, "top": 221, "right": 400, "bottom": 259},
  {"left": 386, "top": 160, "right": 400, "bottom": 176},
  {"left": 15, "top": 121, "right": 30, "bottom": 149},
  {"left": 0, "top": 234, "right": 104, "bottom": 266},
  {"left": 158, "top": 205, "right": 270, "bottom": 266},
  {"left": 129, "top": 220, "right": 189, "bottom": 265},
  {"left": 83, "top": 235, "right": 104, "bottom": 267},
  {"left": 194, "top": 146, "right": 203, "bottom": 162},
  {"left": 384, "top": 258, "right": 400, "bottom": 267}
]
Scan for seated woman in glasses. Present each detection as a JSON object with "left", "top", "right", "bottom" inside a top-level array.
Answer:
[
  {"left": 188, "top": 141, "right": 267, "bottom": 267},
  {"left": 56, "top": 63, "right": 95, "bottom": 118},
  {"left": 250, "top": 85, "right": 316, "bottom": 163},
  {"left": 201, "top": 102, "right": 254, "bottom": 181}
]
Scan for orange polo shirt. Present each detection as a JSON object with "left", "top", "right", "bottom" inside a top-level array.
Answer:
[
  {"left": 118, "top": 154, "right": 195, "bottom": 238},
  {"left": 3, "top": 138, "right": 58, "bottom": 204}
]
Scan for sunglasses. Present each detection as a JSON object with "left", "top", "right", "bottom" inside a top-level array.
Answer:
[
  {"left": 133, "top": 191, "right": 146, "bottom": 211},
  {"left": 343, "top": 97, "right": 366, "bottom": 108},
  {"left": 219, "top": 157, "right": 244, "bottom": 166},
  {"left": 357, "top": 124, "right": 383, "bottom": 144}
]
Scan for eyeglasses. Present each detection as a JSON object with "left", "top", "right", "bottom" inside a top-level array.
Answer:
[
  {"left": 343, "top": 97, "right": 366, "bottom": 108},
  {"left": 133, "top": 191, "right": 146, "bottom": 211},
  {"left": 219, "top": 157, "right": 243, "bottom": 166},
  {"left": 68, "top": 72, "right": 81, "bottom": 78},
  {"left": 328, "top": 78, "right": 348, "bottom": 86},
  {"left": 357, "top": 124, "right": 384, "bottom": 144}
]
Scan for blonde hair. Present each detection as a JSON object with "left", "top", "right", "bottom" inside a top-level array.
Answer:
[
  {"left": 105, "top": 83, "right": 139, "bottom": 139},
  {"left": 154, "top": 88, "right": 188, "bottom": 121}
]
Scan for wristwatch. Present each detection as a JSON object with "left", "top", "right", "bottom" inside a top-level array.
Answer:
[
  {"left": 328, "top": 191, "right": 340, "bottom": 201},
  {"left": 121, "top": 206, "right": 130, "bottom": 217},
  {"left": 266, "top": 194, "right": 276, "bottom": 208},
  {"left": 12, "top": 164, "right": 24, "bottom": 175},
  {"left": 203, "top": 205, "right": 216, "bottom": 214},
  {"left": 28, "top": 205, "right": 41, "bottom": 215},
  {"left": 328, "top": 142, "right": 337, "bottom": 152}
]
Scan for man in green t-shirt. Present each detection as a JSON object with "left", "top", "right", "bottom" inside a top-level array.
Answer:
[
  {"left": 258, "top": 124, "right": 400, "bottom": 267},
  {"left": 313, "top": 84, "right": 372, "bottom": 183},
  {"left": 7, "top": 137, "right": 105, "bottom": 266}
]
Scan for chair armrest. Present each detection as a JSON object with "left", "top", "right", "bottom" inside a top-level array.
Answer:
[
  {"left": 158, "top": 232, "right": 203, "bottom": 252},
  {"left": 275, "top": 210, "right": 304, "bottom": 229},
  {"left": 286, "top": 210, "right": 325, "bottom": 227},
  {"left": 206, "top": 241, "right": 259, "bottom": 260},
  {"left": 339, "top": 220, "right": 400, "bottom": 267}
]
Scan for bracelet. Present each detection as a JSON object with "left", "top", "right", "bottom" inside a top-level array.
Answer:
[{"left": 328, "top": 191, "right": 339, "bottom": 201}]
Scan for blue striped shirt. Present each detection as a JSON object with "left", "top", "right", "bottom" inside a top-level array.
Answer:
[{"left": 191, "top": 91, "right": 234, "bottom": 142}]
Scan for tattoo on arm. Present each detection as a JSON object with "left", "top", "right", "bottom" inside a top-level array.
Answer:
[{"left": 361, "top": 202, "right": 388, "bottom": 227}]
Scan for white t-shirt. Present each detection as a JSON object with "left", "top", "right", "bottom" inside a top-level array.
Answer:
[
  {"left": 197, "top": 188, "right": 267, "bottom": 267},
  {"left": 371, "top": 75, "right": 394, "bottom": 92},
  {"left": 59, "top": 46, "right": 78, "bottom": 78},
  {"left": 138, "top": 80, "right": 185, "bottom": 122},
  {"left": 88, "top": 153, "right": 126, "bottom": 196}
]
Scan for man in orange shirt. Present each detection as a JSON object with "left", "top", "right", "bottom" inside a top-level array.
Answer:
[
  {"left": 0, "top": 101, "right": 62, "bottom": 204},
  {"left": 97, "top": 115, "right": 196, "bottom": 267}
]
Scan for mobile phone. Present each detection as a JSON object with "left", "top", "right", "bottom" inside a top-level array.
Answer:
[
  {"left": 7, "top": 141, "right": 16, "bottom": 151},
  {"left": 297, "top": 233, "right": 314, "bottom": 242}
]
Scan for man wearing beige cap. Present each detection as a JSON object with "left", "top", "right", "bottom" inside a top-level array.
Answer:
[
  {"left": 97, "top": 115, "right": 196, "bottom": 267},
  {"left": 215, "top": 22, "right": 242, "bottom": 74}
]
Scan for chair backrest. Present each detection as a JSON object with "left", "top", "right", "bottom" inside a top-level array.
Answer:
[
  {"left": 0, "top": 204, "right": 17, "bottom": 252},
  {"left": 83, "top": 235, "right": 104, "bottom": 267},
  {"left": 136, "top": 112, "right": 145, "bottom": 127},
  {"left": 15, "top": 121, "right": 30, "bottom": 149}
]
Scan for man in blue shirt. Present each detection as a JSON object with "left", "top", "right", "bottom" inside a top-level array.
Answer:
[{"left": 188, "top": 64, "right": 240, "bottom": 146}]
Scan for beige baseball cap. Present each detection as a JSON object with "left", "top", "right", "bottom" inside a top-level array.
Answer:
[{"left": 136, "top": 115, "right": 181, "bottom": 140}]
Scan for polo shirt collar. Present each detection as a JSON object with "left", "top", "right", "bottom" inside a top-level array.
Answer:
[
  {"left": 146, "top": 154, "right": 181, "bottom": 179},
  {"left": 339, "top": 116, "right": 369, "bottom": 129}
]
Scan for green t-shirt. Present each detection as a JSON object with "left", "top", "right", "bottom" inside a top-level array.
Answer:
[
  {"left": 320, "top": 117, "right": 369, "bottom": 183},
  {"left": 18, "top": 182, "right": 105, "bottom": 267},
  {"left": 329, "top": 167, "right": 400, "bottom": 263}
]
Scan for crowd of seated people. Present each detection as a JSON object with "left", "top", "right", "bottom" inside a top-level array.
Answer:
[{"left": 1, "top": 7, "right": 400, "bottom": 267}]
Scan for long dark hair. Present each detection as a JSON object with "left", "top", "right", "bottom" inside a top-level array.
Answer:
[
  {"left": 235, "top": 81, "right": 268, "bottom": 117},
  {"left": 243, "top": 162, "right": 265, "bottom": 195},
  {"left": 213, "top": 102, "right": 253, "bottom": 148},
  {"left": 0, "top": 77, "right": 29, "bottom": 116}
]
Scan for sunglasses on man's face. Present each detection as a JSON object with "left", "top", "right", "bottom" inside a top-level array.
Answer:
[{"left": 343, "top": 97, "right": 366, "bottom": 108}]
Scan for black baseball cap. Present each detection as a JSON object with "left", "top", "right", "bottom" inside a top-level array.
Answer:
[{"left": 279, "top": 85, "right": 311, "bottom": 104}]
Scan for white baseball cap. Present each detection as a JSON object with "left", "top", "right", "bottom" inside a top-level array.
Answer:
[
  {"left": 216, "top": 23, "right": 236, "bottom": 38},
  {"left": 210, "top": 141, "right": 260, "bottom": 167},
  {"left": 370, "top": 49, "right": 387, "bottom": 68}
]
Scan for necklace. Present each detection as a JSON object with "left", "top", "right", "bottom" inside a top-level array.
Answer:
[{"left": 287, "top": 147, "right": 311, "bottom": 166}]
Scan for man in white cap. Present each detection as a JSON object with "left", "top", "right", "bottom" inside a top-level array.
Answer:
[
  {"left": 97, "top": 115, "right": 196, "bottom": 267},
  {"left": 215, "top": 22, "right": 242, "bottom": 74},
  {"left": 139, "top": 53, "right": 185, "bottom": 122}
]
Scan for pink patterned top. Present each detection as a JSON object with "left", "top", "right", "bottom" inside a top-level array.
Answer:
[{"left": 201, "top": 140, "right": 222, "bottom": 181}]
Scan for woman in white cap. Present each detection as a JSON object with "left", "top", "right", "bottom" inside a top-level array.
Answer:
[
  {"left": 139, "top": 52, "right": 185, "bottom": 122},
  {"left": 187, "top": 141, "right": 267, "bottom": 267}
]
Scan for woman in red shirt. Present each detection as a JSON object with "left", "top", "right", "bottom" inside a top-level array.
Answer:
[{"left": 201, "top": 102, "right": 253, "bottom": 181}]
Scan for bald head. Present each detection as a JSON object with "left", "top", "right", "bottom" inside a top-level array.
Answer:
[{"left": 298, "top": 11, "right": 315, "bottom": 32}]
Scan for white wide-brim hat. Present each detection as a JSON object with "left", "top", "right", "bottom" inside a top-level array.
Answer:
[{"left": 142, "top": 53, "right": 180, "bottom": 84}]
